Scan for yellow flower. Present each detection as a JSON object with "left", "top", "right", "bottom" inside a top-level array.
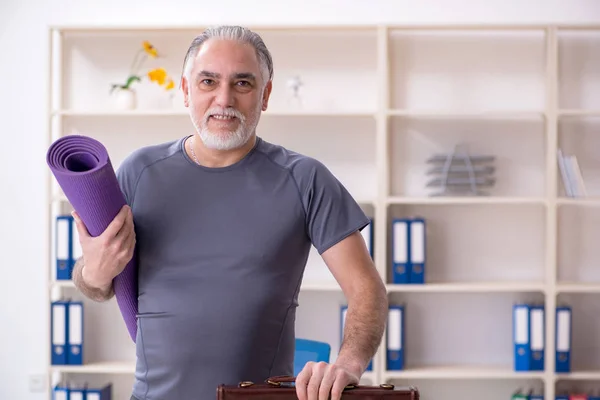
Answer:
[
  {"left": 165, "top": 78, "right": 175, "bottom": 90},
  {"left": 143, "top": 41, "right": 158, "bottom": 58},
  {"left": 147, "top": 68, "right": 167, "bottom": 85}
]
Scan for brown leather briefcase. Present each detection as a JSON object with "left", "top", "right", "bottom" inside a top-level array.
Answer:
[{"left": 216, "top": 375, "right": 419, "bottom": 399}]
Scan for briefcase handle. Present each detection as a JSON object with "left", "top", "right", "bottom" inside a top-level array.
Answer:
[{"left": 262, "top": 375, "right": 396, "bottom": 391}]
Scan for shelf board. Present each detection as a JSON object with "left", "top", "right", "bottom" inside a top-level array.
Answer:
[
  {"left": 387, "top": 109, "right": 545, "bottom": 120},
  {"left": 51, "top": 280, "right": 75, "bottom": 289},
  {"left": 300, "top": 281, "right": 342, "bottom": 292},
  {"left": 50, "top": 361, "right": 135, "bottom": 374},
  {"left": 384, "top": 366, "right": 545, "bottom": 380},
  {"left": 557, "top": 283, "right": 600, "bottom": 293},
  {"left": 52, "top": 109, "right": 376, "bottom": 118},
  {"left": 555, "top": 370, "right": 600, "bottom": 380},
  {"left": 559, "top": 109, "right": 600, "bottom": 117},
  {"left": 557, "top": 198, "right": 600, "bottom": 206},
  {"left": 387, "top": 196, "right": 547, "bottom": 206},
  {"left": 387, "top": 282, "right": 545, "bottom": 293}
]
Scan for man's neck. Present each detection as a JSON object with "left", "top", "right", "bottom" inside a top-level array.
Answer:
[{"left": 187, "top": 134, "right": 257, "bottom": 168}]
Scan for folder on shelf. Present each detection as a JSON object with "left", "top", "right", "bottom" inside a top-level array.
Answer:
[
  {"left": 71, "top": 215, "right": 83, "bottom": 276},
  {"left": 530, "top": 395, "right": 544, "bottom": 400},
  {"left": 86, "top": 383, "right": 112, "bottom": 400},
  {"left": 51, "top": 300, "right": 69, "bottom": 365},
  {"left": 391, "top": 219, "right": 410, "bottom": 284},
  {"left": 530, "top": 304, "right": 545, "bottom": 371},
  {"left": 55, "top": 215, "right": 72, "bottom": 280},
  {"left": 513, "top": 303, "right": 531, "bottom": 371},
  {"left": 409, "top": 218, "right": 425, "bottom": 284},
  {"left": 555, "top": 305, "right": 572, "bottom": 373},
  {"left": 69, "top": 386, "right": 85, "bottom": 400},
  {"left": 554, "top": 396, "right": 568, "bottom": 400},
  {"left": 68, "top": 301, "right": 84, "bottom": 365},
  {"left": 386, "top": 305, "right": 404, "bottom": 371},
  {"left": 52, "top": 384, "right": 69, "bottom": 400},
  {"left": 361, "top": 218, "right": 374, "bottom": 259},
  {"left": 340, "top": 305, "right": 372, "bottom": 371}
]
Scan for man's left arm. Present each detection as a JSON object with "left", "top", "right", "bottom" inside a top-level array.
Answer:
[{"left": 296, "top": 230, "right": 388, "bottom": 400}]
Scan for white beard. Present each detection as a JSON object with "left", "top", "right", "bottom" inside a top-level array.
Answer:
[{"left": 190, "top": 104, "right": 261, "bottom": 151}]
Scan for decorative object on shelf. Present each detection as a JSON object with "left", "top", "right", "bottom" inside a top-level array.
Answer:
[
  {"left": 425, "top": 143, "right": 496, "bottom": 197},
  {"left": 109, "top": 41, "right": 175, "bottom": 110},
  {"left": 286, "top": 75, "right": 303, "bottom": 109}
]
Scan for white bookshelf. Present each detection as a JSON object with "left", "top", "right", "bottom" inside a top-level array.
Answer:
[{"left": 46, "top": 24, "right": 600, "bottom": 400}]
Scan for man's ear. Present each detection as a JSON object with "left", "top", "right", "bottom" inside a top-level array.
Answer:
[
  {"left": 261, "top": 80, "right": 273, "bottom": 111},
  {"left": 181, "top": 76, "right": 190, "bottom": 108}
]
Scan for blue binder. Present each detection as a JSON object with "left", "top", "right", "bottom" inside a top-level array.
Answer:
[
  {"left": 555, "top": 305, "right": 572, "bottom": 373},
  {"left": 386, "top": 305, "right": 404, "bottom": 370},
  {"left": 86, "top": 383, "right": 113, "bottom": 400},
  {"left": 51, "top": 300, "right": 69, "bottom": 365},
  {"left": 408, "top": 218, "right": 425, "bottom": 284},
  {"left": 340, "top": 305, "right": 372, "bottom": 371},
  {"left": 555, "top": 396, "right": 569, "bottom": 400},
  {"left": 513, "top": 303, "right": 531, "bottom": 371},
  {"left": 52, "top": 384, "right": 69, "bottom": 400},
  {"left": 360, "top": 219, "right": 374, "bottom": 260},
  {"left": 391, "top": 219, "right": 410, "bottom": 283},
  {"left": 530, "top": 395, "right": 544, "bottom": 400},
  {"left": 530, "top": 304, "right": 545, "bottom": 371},
  {"left": 55, "top": 215, "right": 72, "bottom": 280},
  {"left": 69, "top": 386, "right": 86, "bottom": 400},
  {"left": 67, "top": 301, "right": 84, "bottom": 365}
]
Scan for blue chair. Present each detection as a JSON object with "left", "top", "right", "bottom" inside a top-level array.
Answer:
[{"left": 294, "top": 338, "right": 331, "bottom": 376}]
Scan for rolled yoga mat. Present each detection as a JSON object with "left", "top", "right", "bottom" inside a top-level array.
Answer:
[{"left": 47, "top": 134, "right": 138, "bottom": 342}]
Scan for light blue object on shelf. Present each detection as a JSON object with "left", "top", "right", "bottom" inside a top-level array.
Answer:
[{"left": 294, "top": 338, "right": 331, "bottom": 376}]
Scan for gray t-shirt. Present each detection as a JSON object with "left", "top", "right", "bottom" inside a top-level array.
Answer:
[{"left": 116, "top": 135, "right": 369, "bottom": 400}]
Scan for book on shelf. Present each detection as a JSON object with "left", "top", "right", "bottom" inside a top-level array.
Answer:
[{"left": 558, "top": 149, "right": 587, "bottom": 198}]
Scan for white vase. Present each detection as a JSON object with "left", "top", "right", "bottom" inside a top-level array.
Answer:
[{"left": 114, "top": 88, "right": 137, "bottom": 110}]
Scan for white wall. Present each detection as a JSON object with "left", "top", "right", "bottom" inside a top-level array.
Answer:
[{"left": 0, "top": 1, "right": 599, "bottom": 399}]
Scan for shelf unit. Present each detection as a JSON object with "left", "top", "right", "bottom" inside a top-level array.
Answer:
[{"left": 46, "top": 23, "right": 600, "bottom": 400}]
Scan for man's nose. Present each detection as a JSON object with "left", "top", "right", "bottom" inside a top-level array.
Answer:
[{"left": 215, "top": 84, "right": 234, "bottom": 107}]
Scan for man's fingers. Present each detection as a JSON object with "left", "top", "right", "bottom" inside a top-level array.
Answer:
[
  {"left": 318, "top": 367, "right": 337, "bottom": 400},
  {"left": 329, "top": 372, "right": 349, "bottom": 400},
  {"left": 295, "top": 365, "right": 311, "bottom": 400},
  {"left": 307, "top": 362, "right": 326, "bottom": 400},
  {"left": 104, "top": 205, "right": 130, "bottom": 238}
]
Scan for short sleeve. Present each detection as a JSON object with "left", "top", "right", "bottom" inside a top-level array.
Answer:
[
  {"left": 296, "top": 158, "right": 371, "bottom": 254},
  {"left": 115, "top": 153, "right": 140, "bottom": 208}
]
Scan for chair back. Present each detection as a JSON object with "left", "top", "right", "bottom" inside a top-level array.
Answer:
[{"left": 294, "top": 338, "right": 331, "bottom": 376}]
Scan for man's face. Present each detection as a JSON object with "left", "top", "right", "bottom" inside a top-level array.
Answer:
[{"left": 182, "top": 38, "right": 272, "bottom": 151}]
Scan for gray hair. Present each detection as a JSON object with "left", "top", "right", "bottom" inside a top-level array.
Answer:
[{"left": 181, "top": 25, "right": 274, "bottom": 87}]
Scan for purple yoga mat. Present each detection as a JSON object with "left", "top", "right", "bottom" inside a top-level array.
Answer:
[{"left": 47, "top": 134, "right": 137, "bottom": 342}]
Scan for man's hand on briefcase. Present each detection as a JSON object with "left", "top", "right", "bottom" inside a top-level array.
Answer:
[{"left": 295, "top": 360, "right": 360, "bottom": 400}]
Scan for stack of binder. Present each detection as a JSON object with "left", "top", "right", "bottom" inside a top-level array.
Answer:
[
  {"left": 53, "top": 383, "right": 112, "bottom": 400},
  {"left": 391, "top": 218, "right": 426, "bottom": 284},
  {"left": 512, "top": 304, "right": 572, "bottom": 373},
  {"left": 51, "top": 299, "right": 84, "bottom": 365},
  {"left": 555, "top": 390, "right": 600, "bottom": 400},
  {"left": 55, "top": 215, "right": 82, "bottom": 280}
]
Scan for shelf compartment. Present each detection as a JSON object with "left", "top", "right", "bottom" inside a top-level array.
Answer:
[
  {"left": 388, "top": 116, "right": 547, "bottom": 198},
  {"left": 387, "top": 203, "right": 546, "bottom": 284},
  {"left": 251, "top": 28, "right": 379, "bottom": 114},
  {"left": 557, "top": 204, "right": 600, "bottom": 283},
  {"left": 558, "top": 29, "right": 600, "bottom": 110},
  {"left": 387, "top": 29, "right": 546, "bottom": 112},
  {"left": 557, "top": 115, "right": 600, "bottom": 198},
  {"left": 386, "top": 292, "right": 545, "bottom": 371},
  {"left": 556, "top": 293, "right": 600, "bottom": 373},
  {"left": 51, "top": 361, "right": 135, "bottom": 374}
]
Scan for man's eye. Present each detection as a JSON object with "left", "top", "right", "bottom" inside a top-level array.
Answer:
[
  {"left": 237, "top": 81, "right": 250, "bottom": 86},
  {"left": 201, "top": 79, "right": 214, "bottom": 85}
]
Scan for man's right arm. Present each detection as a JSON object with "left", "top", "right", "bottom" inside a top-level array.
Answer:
[{"left": 72, "top": 257, "right": 115, "bottom": 302}]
